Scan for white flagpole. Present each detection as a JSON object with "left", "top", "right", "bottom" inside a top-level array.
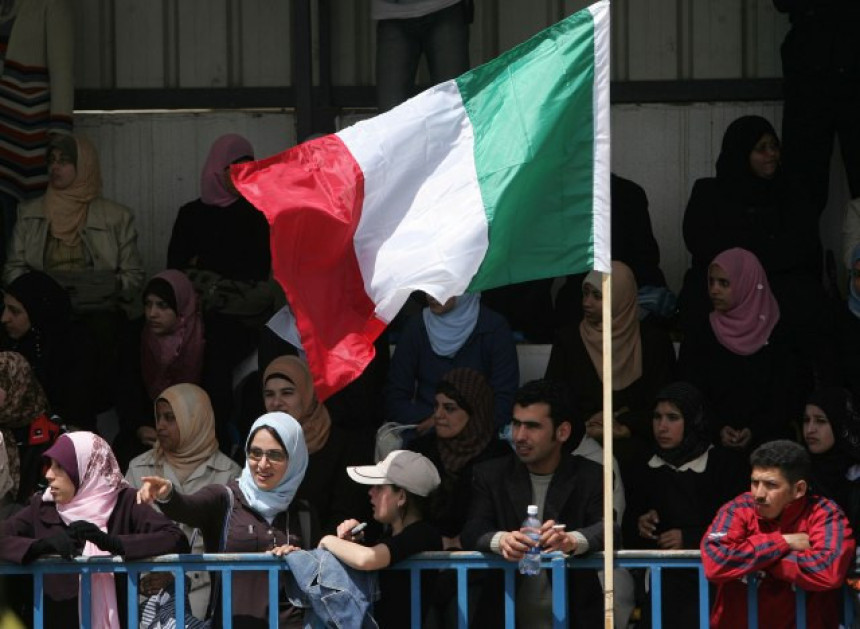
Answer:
[{"left": 602, "top": 271, "right": 614, "bottom": 629}]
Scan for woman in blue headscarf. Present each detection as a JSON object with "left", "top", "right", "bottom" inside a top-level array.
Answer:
[
  {"left": 137, "top": 412, "right": 308, "bottom": 627},
  {"left": 385, "top": 292, "right": 519, "bottom": 432}
]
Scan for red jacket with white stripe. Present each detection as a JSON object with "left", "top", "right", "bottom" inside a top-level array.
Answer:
[{"left": 701, "top": 492, "right": 855, "bottom": 629}]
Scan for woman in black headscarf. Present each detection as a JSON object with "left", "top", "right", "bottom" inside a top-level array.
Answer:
[
  {"left": 678, "top": 115, "right": 821, "bottom": 335},
  {"left": 623, "top": 381, "right": 748, "bottom": 629},
  {"left": 802, "top": 387, "right": 856, "bottom": 510},
  {"left": 1, "top": 271, "right": 98, "bottom": 430}
]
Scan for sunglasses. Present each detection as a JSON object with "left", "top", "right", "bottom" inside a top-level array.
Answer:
[{"left": 247, "top": 447, "right": 287, "bottom": 463}]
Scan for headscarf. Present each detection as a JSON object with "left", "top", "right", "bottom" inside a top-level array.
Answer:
[
  {"left": 238, "top": 412, "right": 308, "bottom": 523},
  {"left": 579, "top": 261, "right": 643, "bottom": 390},
  {"left": 263, "top": 356, "right": 331, "bottom": 455},
  {"left": 140, "top": 270, "right": 205, "bottom": 399},
  {"left": 435, "top": 368, "right": 495, "bottom": 473},
  {"left": 44, "top": 135, "right": 102, "bottom": 247},
  {"left": 3, "top": 271, "right": 73, "bottom": 381},
  {"left": 200, "top": 134, "right": 254, "bottom": 207},
  {"left": 849, "top": 244, "right": 860, "bottom": 319},
  {"left": 423, "top": 293, "right": 481, "bottom": 357},
  {"left": 43, "top": 432, "right": 128, "bottom": 629},
  {"left": 0, "top": 352, "right": 49, "bottom": 494},
  {"left": 153, "top": 384, "right": 219, "bottom": 484},
  {"left": 708, "top": 248, "right": 780, "bottom": 355},
  {"left": 714, "top": 115, "right": 781, "bottom": 205},
  {"left": 652, "top": 382, "right": 711, "bottom": 468},
  {"left": 804, "top": 388, "right": 855, "bottom": 502}
]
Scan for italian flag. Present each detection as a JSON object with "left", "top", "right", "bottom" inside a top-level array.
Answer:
[{"left": 234, "top": 0, "right": 611, "bottom": 400}]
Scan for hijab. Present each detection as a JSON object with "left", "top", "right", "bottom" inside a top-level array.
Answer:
[
  {"left": 652, "top": 381, "right": 711, "bottom": 469},
  {"left": 153, "top": 383, "right": 219, "bottom": 484},
  {"left": 238, "top": 412, "right": 308, "bottom": 524},
  {"left": 200, "top": 134, "right": 255, "bottom": 207},
  {"left": 708, "top": 248, "right": 780, "bottom": 355},
  {"left": 579, "top": 261, "right": 643, "bottom": 390},
  {"left": 43, "top": 432, "right": 128, "bottom": 629},
  {"left": 0, "top": 351, "right": 49, "bottom": 494},
  {"left": 715, "top": 115, "right": 781, "bottom": 206},
  {"left": 140, "top": 270, "right": 205, "bottom": 399},
  {"left": 3, "top": 271, "right": 72, "bottom": 379},
  {"left": 435, "top": 368, "right": 495, "bottom": 474},
  {"left": 805, "top": 388, "right": 855, "bottom": 504},
  {"left": 849, "top": 244, "right": 860, "bottom": 319},
  {"left": 263, "top": 356, "right": 331, "bottom": 455},
  {"left": 44, "top": 135, "right": 102, "bottom": 246},
  {"left": 423, "top": 293, "right": 481, "bottom": 357}
]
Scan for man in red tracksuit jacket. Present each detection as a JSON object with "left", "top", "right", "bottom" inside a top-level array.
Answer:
[{"left": 701, "top": 440, "right": 855, "bottom": 629}]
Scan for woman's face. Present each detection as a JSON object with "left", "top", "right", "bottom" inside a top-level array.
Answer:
[
  {"left": 652, "top": 401, "right": 685, "bottom": 450},
  {"left": 144, "top": 294, "right": 179, "bottom": 336},
  {"left": 427, "top": 295, "right": 457, "bottom": 315},
  {"left": 222, "top": 157, "right": 252, "bottom": 196},
  {"left": 748, "top": 133, "right": 781, "bottom": 180},
  {"left": 263, "top": 376, "right": 304, "bottom": 418},
  {"left": 47, "top": 149, "right": 77, "bottom": 191},
  {"left": 45, "top": 459, "right": 75, "bottom": 504},
  {"left": 247, "top": 429, "right": 288, "bottom": 490},
  {"left": 1, "top": 294, "right": 30, "bottom": 339},
  {"left": 155, "top": 399, "right": 181, "bottom": 452},
  {"left": 433, "top": 393, "right": 470, "bottom": 440},
  {"left": 708, "top": 264, "right": 732, "bottom": 312},
  {"left": 369, "top": 484, "right": 404, "bottom": 525},
  {"left": 581, "top": 282, "right": 602, "bottom": 325},
  {"left": 803, "top": 404, "right": 835, "bottom": 454}
]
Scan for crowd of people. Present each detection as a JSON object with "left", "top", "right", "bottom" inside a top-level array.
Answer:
[{"left": 0, "top": 37, "right": 858, "bottom": 629}]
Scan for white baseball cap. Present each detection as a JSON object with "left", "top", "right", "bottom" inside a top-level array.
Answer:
[{"left": 347, "top": 450, "right": 441, "bottom": 497}]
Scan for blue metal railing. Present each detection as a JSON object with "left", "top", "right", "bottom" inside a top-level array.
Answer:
[{"left": 0, "top": 550, "right": 853, "bottom": 628}]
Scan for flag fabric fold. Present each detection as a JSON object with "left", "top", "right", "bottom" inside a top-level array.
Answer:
[{"left": 233, "top": 0, "right": 611, "bottom": 401}]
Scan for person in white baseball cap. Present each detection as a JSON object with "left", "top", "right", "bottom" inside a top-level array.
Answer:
[{"left": 273, "top": 449, "right": 442, "bottom": 626}]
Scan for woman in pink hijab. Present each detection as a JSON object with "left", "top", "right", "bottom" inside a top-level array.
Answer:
[
  {"left": 0, "top": 432, "right": 187, "bottom": 628},
  {"left": 678, "top": 248, "right": 804, "bottom": 451}
]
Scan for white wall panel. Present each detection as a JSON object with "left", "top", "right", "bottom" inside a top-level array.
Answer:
[
  {"left": 114, "top": 0, "right": 165, "bottom": 88},
  {"left": 690, "top": 0, "right": 742, "bottom": 79},
  {"left": 177, "top": 0, "right": 230, "bottom": 87},
  {"left": 239, "top": 0, "right": 292, "bottom": 86}
]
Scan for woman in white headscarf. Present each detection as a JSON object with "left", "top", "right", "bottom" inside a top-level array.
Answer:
[
  {"left": 125, "top": 383, "right": 240, "bottom": 617},
  {"left": 137, "top": 412, "right": 308, "bottom": 627},
  {"left": 385, "top": 292, "right": 519, "bottom": 432}
]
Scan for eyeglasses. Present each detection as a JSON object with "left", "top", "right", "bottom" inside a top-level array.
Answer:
[{"left": 247, "top": 447, "right": 287, "bottom": 463}]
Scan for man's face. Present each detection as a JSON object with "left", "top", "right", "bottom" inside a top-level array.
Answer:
[
  {"left": 750, "top": 466, "right": 806, "bottom": 520},
  {"left": 511, "top": 402, "right": 569, "bottom": 474}
]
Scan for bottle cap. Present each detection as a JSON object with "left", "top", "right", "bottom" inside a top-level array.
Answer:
[{"left": 527, "top": 505, "right": 538, "bottom": 515}]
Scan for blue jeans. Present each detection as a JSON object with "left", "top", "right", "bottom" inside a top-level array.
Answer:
[
  {"left": 375, "top": 1, "right": 470, "bottom": 112},
  {"left": 283, "top": 548, "right": 379, "bottom": 629}
]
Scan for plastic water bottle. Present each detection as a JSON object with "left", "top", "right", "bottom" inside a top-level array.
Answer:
[{"left": 518, "top": 504, "right": 542, "bottom": 576}]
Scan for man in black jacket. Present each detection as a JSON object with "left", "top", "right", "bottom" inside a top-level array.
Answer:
[{"left": 461, "top": 379, "right": 606, "bottom": 628}]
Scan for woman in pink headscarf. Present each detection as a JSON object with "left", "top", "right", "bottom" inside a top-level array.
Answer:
[
  {"left": 0, "top": 431, "right": 187, "bottom": 628},
  {"left": 678, "top": 247, "right": 804, "bottom": 450}
]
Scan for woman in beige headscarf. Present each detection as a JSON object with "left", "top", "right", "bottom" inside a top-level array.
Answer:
[
  {"left": 545, "top": 261, "right": 676, "bottom": 452},
  {"left": 125, "top": 383, "right": 240, "bottom": 617},
  {"left": 262, "top": 355, "right": 370, "bottom": 543}
]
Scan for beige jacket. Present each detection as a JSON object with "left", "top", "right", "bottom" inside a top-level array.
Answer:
[{"left": 3, "top": 195, "right": 146, "bottom": 311}]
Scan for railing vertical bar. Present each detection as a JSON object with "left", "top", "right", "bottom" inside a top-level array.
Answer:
[
  {"left": 80, "top": 569, "right": 92, "bottom": 628},
  {"left": 410, "top": 567, "right": 421, "bottom": 628},
  {"left": 269, "top": 567, "right": 279, "bottom": 627},
  {"left": 504, "top": 567, "right": 516, "bottom": 628},
  {"left": 33, "top": 569, "right": 44, "bottom": 629},
  {"left": 127, "top": 569, "right": 139, "bottom": 629},
  {"left": 796, "top": 587, "right": 807, "bottom": 629},
  {"left": 551, "top": 555, "right": 568, "bottom": 629},
  {"left": 698, "top": 564, "right": 709, "bottom": 628},
  {"left": 845, "top": 585, "right": 855, "bottom": 625},
  {"left": 174, "top": 567, "right": 185, "bottom": 627},
  {"left": 222, "top": 568, "right": 233, "bottom": 628},
  {"left": 747, "top": 573, "right": 758, "bottom": 628},
  {"left": 456, "top": 565, "right": 469, "bottom": 629},
  {"left": 651, "top": 566, "right": 662, "bottom": 629}
]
